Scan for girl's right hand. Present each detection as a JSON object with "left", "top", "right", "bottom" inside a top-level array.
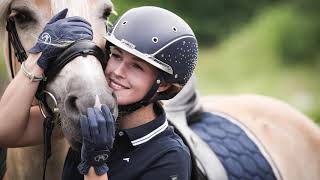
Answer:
[{"left": 29, "top": 8, "right": 93, "bottom": 72}]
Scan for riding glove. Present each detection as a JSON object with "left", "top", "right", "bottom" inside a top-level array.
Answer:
[
  {"left": 78, "top": 105, "right": 115, "bottom": 176},
  {"left": 29, "top": 8, "right": 93, "bottom": 72}
]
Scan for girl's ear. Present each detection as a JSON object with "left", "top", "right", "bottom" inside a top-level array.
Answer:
[{"left": 157, "top": 82, "right": 171, "bottom": 93}]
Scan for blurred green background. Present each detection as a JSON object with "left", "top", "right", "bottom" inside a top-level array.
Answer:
[{"left": 0, "top": 0, "right": 319, "bottom": 124}]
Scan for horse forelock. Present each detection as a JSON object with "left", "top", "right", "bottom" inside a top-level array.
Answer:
[{"left": 50, "top": 0, "right": 90, "bottom": 19}]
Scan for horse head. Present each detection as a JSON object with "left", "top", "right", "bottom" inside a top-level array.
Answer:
[{"left": 0, "top": 0, "right": 117, "bottom": 149}]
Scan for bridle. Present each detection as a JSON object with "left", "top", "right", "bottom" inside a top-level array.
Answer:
[{"left": 6, "top": 15, "right": 107, "bottom": 180}]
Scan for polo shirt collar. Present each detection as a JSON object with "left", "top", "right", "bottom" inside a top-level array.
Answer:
[{"left": 121, "top": 104, "right": 168, "bottom": 146}]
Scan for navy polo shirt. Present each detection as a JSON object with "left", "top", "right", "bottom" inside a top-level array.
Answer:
[{"left": 62, "top": 104, "right": 191, "bottom": 180}]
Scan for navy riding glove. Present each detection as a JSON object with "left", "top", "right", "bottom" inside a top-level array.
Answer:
[
  {"left": 29, "top": 8, "right": 93, "bottom": 72},
  {"left": 78, "top": 105, "right": 115, "bottom": 176}
]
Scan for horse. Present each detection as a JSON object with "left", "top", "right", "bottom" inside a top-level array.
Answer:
[
  {"left": 0, "top": 1, "right": 320, "bottom": 180},
  {"left": 0, "top": 0, "right": 116, "bottom": 179},
  {"left": 164, "top": 75, "right": 320, "bottom": 180}
]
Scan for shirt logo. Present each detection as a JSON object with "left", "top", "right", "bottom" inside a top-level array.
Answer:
[
  {"left": 123, "top": 158, "right": 130, "bottom": 163},
  {"left": 170, "top": 175, "right": 178, "bottom": 180}
]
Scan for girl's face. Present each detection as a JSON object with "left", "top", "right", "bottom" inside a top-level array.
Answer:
[{"left": 105, "top": 47, "right": 157, "bottom": 105}]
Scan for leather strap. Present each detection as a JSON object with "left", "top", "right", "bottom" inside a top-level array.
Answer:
[{"left": 46, "top": 40, "right": 107, "bottom": 81}]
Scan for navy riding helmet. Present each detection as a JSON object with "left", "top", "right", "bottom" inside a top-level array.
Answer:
[{"left": 104, "top": 6, "right": 198, "bottom": 112}]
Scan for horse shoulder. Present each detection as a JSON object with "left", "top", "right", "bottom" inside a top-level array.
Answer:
[{"left": 200, "top": 94, "right": 320, "bottom": 180}]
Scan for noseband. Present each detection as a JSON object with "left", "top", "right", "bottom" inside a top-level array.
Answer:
[{"left": 6, "top": 16, "right": 106, "bottom": 180}]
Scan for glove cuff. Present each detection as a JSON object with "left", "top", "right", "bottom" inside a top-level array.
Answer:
[
  {"left": 77, "top": 160, "right": 90, "bottom": 175},
  {"left": 77, "top": 160, "right": 109, "bottom": 176},
  {"left": 94, "top": 164, "right": 110, "bottom": 176}
]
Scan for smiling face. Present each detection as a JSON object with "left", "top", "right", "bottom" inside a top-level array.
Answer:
[{"left": 105, "top": 47, "right": 158, "bottom": 105}]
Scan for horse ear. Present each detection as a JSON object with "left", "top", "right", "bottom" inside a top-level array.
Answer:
[{"left": 48, "top": 8, "right": 68, "bottom": 24}]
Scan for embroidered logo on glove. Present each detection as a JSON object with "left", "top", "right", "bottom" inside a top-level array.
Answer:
[
  {"left": 88, "top": 149, "right": 110, "bottom": 166},
  {"left": 94, "top": 153, "right": 109, "bottom": 162},
  {"left": 40, "top": 32, "right": 52, "bottom": 44}
]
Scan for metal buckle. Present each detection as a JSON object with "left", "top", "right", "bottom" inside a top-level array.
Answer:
[{"left": 38, "top": 90, "right": 60, "bottom": 124}]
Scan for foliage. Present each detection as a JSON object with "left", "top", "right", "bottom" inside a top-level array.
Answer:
[
  {"left": 112, "top": 0, "right": 279, "bottom": 45},
  {"left": 275, "top": 2, "right": 320, "bottom": 66},
  {"left": 195, "top": 5, "right": 320, "bottom": 123},
  {"left": 113, "top": 0, "right": 320, "bottom": 66}
]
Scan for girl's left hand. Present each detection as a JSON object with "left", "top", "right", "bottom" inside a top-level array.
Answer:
[{"left": 78, "top": 105, "right": 115, "bottom": 176}]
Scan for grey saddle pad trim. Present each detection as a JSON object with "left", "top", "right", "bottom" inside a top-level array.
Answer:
[{"left": 167, "top": 111, "right": 228, "bottom": 180}]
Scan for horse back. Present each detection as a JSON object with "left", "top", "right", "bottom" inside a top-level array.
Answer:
[{"left": 200, "top": 94, "right": 320, "bottom": 180}]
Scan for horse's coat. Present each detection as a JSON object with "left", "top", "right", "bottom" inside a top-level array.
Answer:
[{"left": 164, "top": 75, "right": 320, "bottom": 180}]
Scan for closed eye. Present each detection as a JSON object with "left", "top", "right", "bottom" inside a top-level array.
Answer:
[
  {"left": 111, "top": 53, "right": 121, "bottom": 59},
  {"left": 132, "top": 63, "right": 144, "bottom": 71}
]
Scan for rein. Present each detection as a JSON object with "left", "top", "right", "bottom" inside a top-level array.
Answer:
[{"left": 6, "top": 17, "right": 106, "bottom": 180}]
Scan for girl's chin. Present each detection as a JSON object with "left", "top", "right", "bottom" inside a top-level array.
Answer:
[{"left": 117, "top": 99, "right": 139, "bottom": 106}]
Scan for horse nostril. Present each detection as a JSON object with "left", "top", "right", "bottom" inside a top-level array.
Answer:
[
  {"left": 65, "top": 93, "right": 97, "bottom": 118},
  {"left": 65, "top": 95, "right": 80, "bottom": 117},
  {"left": 69, "top": 96, "right": 77, "bottom": 110}
]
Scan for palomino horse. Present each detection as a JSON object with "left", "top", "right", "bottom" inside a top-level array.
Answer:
[
  {"left": 0, "top": 0, "right": 116, "bottom": 179},
  {"left": 164, "top": 75, "right": 320, "bottom": 180},
  {"left": 0, "top": 1, "right": 320, "bottom": 180}
]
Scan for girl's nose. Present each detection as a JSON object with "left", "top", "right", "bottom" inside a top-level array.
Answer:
[{"left": 113, "top": 62, "right": 126, "bottom": 78}]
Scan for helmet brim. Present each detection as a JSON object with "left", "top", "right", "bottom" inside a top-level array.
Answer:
[{"left": 104, "top": 33, "right": 173, "bottom": 75}]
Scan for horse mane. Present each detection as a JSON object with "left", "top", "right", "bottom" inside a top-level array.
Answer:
[{"left": 51, "top": 0, "right": 90, "bottom": 18}]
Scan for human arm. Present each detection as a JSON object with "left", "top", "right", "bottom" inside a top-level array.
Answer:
[
  {"left": 0, "top": 54, "right": 44, "bottom": 147},
  {"left": 78, "top": 105, "right": 115, "bottom": 178}
]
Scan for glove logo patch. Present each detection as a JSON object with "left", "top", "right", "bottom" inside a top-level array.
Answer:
[
  {"left": 94, "top": 153, "right": 109, "bottom": 162},
  {"left": 40, "top": 32, "right": 52, "bottom": 44}
]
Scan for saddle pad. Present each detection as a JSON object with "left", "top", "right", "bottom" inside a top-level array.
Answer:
[{"left": 190, "top": 112, "right": 277, "bottom": 180}]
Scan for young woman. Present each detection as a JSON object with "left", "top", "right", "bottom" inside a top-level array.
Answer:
[
  {"left": 63, "top": 6, "right": 198, "bottom": 180},
  {"left": 0, "top": 6, "right": 198, "bottom": 180}
]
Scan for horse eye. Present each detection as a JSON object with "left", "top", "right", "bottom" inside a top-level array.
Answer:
[
  {"left": 102, "top": 10, "right": 110, "bottom": 19},
  {"left": 102, "top": 7, "right": 112, "bottom": 20},
  {"left": 10, "top": 9, "right": 35, "bottom": 27}
]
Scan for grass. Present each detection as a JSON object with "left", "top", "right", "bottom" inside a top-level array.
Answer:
[{"left": 195, "top": 5, "right": 320, "bottom": 124}]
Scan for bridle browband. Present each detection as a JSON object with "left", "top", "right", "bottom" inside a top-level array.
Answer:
[{"left": 6, "top": 16, "right": 106, "bottom": 180}]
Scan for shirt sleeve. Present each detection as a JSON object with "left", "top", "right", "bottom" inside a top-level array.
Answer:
[{"left": 138, "top": 146, "right": 191, "bottom": 180}]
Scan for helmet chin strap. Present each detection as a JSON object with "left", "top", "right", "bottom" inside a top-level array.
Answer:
[{"left": 118, "top": 74, "right": 163, "bottom": 114}]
